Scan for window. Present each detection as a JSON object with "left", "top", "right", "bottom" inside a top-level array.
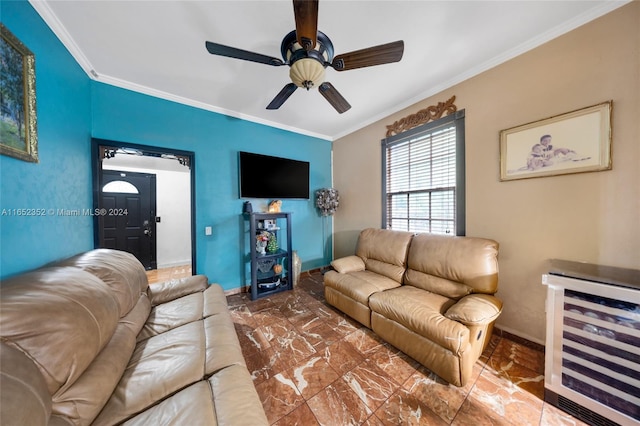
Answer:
[
  {"left": 382, "top": 110, "right": 465, "bottom": 235},
  {"left": 102, "top": 180, "right": 139, "bottom": 194}
]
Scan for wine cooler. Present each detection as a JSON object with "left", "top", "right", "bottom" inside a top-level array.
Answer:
[{"left": 542, "top": 260, "right": 640, "bottom": 426}]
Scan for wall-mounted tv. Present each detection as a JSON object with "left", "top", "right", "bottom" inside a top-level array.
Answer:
[{"left": 239, "top": 151, "right": 310, "bottom": 199}]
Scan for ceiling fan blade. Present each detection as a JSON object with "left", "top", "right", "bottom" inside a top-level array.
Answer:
[
  {"left": 331, "top": 40, "right": 404, "bottom": 71},
  {"left": 205, "top": 41, "right": 284, "bottom": 66},
  {"left": 267, "top": 83, "right": 298, "bottom": 110},
  {"left": 318, "top": 82, "right": 351, "bottom": 114},
  {"left": 293, "top": 0, "right": 318, "bottom": 50}
]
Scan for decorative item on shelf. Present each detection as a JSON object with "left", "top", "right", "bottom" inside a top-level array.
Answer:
[
  {"left": 256, "top": 231, "right": 271, "bottom": 255},
  {"left": 266, "top": 233, "right": 278, "bottom": 253},
  {"left": 268, "top": 200, "right": 282, "bottom": 213},
  {"left": 292, "top": 250, "right": 301, "bottom": 287},
  {"left": 257, "top": 258, "right": 275, "bottom": 273},
  {"left": 273, "top": 263, "right": 283, "bottom": 275},
  {"left": 258, "top": 278, "right": 280, "bottom": 290},
  {"left": 242, "top": 201, "right": 253, "bottom": 214},
  {"left": 315, "top": 188, "right": 340, "bottom": 216}
]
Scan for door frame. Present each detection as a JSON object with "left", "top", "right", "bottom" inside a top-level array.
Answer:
[{"left": 91, "top": 138, "right": 196, "bottom": 272}]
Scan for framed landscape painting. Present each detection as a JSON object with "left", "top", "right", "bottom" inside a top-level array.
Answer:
[
  {"left": 1, "top": 23, "right": 38, "bottom": 163},
  {"left": 499, "top": 101, "right": 612, "bottom": 181}
]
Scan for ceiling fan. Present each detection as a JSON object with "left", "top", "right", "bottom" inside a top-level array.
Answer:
[{"left": 205, "top": 0, "right": 404, "bottom": 114}]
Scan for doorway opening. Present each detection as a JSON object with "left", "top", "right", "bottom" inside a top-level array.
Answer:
[{"left": 92, "top": 139, "right": 196, "bottom": 273}]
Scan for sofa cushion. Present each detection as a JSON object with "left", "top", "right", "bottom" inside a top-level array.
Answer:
[
  {"left": 203, "top": 283, "right": 231, "bottom": 317},
  {"left": 139, "top": 282, "right": 229, "bottom": 342},
  {"left": 404, "top": 269, "right": 472, "bottom": 299},
  {"left": 0, "top": 342, "right": 51, "bottom": 426},
  {"left": 330, "top": 255, "right": 365, "bottom": 274},
  {"left": 208, "top": 364, "right": 270, "bottom": 425},
  {"left": 369, "top": 286, "right": 469, "bottom": 354},
  {"left": 138, "top": 292, "right": 203, "bottom": 341},
  {"left": 444, "top": 294, "right": 503, "bottom": 325},
  {"left": 52, "top": 294, "right": 150, "bottom": 425},
  {"left": 120, "top": 381, "right": 217, "bottom": 426},
  {"left": 324, "top": 270, "right": 402, "bottom": 305},
  {"left": 147, "top": 275, "right": 208, "bottom": 306},
  {"left": 53, "top": 249, "right": 149, "bottom": 317},
  {"left": 355, "top": 228, "right": 414, "bottom": 283},
  {"left": 92, "top": 321, "right": 206, "bottom": 426},
  {"left": 204, "top": 312, "right": 246, "bottom": 374},
  {"left": 0, "top": 267, "right": 120, "bottom": 395},
  {"left": 117, "top": 365, "right": 271, "bottom": 426},
  {"left": 405, "top": 233, "right": 499, "bottom": 298}
]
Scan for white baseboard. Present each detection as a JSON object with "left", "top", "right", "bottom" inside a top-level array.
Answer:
[{"left": 157, "top": 260, "right": 192, "bottom": 269}]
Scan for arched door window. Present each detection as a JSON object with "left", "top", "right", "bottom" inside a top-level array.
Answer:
[{"left": 102, "top": 180, "right": 139, "bottom": 194}]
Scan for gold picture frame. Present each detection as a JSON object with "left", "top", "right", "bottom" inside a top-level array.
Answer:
[
  {"left": 499, "top": 101, "right": 612, "bottom": 181},
  {"left": 1, "top": 23, "right": 38, "bottom": 163}
]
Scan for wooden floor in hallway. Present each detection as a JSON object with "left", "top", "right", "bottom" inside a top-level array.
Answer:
[{"left": 146, "top": 264, "right": 192, "bottom": 284}]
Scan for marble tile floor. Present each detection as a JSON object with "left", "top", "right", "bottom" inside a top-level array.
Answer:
[
  {"left": 226, "top": 271, "right": 590, "bottom": 426},
  {"left": 146, "top": 264, "right": 192, "bottom": 284}
]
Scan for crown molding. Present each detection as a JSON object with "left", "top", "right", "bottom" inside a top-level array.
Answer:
[
  {"left": 332, "top": 0, "right": 631, "bottom": 141},
  {"left": 29, "top": 0, "right": 97, "bottom": 76},
  {"left": 95, "top": 74, "right": 333, "bottom": 141}
]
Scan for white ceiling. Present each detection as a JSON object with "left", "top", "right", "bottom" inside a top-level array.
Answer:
[{"left": 31, "top": 0, "right": 629, "bottom": 141}]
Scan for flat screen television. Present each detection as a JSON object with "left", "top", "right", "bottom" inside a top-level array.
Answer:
[{"left": 239, "top": 151, "right": 310, "bottom": 199}]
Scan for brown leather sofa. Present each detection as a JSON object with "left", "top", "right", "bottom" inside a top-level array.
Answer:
[
  {"left": 0, "top": 249, "right": 268, "bottom": 426},
  {"left": 325, "top": 228, "right": 502, "bottom": 387}
]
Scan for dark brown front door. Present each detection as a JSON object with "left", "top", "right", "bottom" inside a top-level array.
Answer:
[{"left": 98, "top": 170, "right": 157, "bottom": 269}]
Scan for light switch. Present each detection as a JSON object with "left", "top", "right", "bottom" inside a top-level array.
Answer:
[{"left": 205, "top": 226, "right": 212, "bottom": 236}]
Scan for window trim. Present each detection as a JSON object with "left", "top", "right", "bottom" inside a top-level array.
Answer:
[{"left": 381, "top": 109, "right": 466, "bottom": 236}]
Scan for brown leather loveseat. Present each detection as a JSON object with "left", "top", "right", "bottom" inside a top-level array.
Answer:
[
  {"left": 0, "top": 249, "right": 268, "bottom": 426},
  {"left": 324, "top": 228, "right": 502, "bottom": 387}
]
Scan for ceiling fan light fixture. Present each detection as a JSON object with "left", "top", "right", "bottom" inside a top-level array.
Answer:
[
  {"left": 204, "top": 1, "right": 404, "bottom": 112},
  {"left": 289, "top": 57, "right": 325, "bottom": 90}
]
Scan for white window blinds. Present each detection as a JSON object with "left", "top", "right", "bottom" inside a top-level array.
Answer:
[{"left": 382, "top": 111, "right": 465, "bottom": 235}]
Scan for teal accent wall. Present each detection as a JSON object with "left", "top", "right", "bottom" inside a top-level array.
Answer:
[
  {"left": 91, "top": 83, "right": 332, "bottom": 290},
  {"left": 0, "top": 0, "right": 93, "bottom": 277},
  {"left": 0, "top": 1, "right": 333, "bottom": 289}
]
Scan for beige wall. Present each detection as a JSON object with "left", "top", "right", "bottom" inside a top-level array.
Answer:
[{"left": 331, "top": 3, "right": 639, "bottom": 344}]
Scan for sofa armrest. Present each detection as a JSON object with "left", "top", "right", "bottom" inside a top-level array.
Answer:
[
  {"left": 330, "top": 256, "right": 365, "bottom": 274},
  {"left": 147, "top": 275, "right": 209, "bottom": 305},
  {"left": 444, "top": 294, "right": 503, "bottom": 326}
]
